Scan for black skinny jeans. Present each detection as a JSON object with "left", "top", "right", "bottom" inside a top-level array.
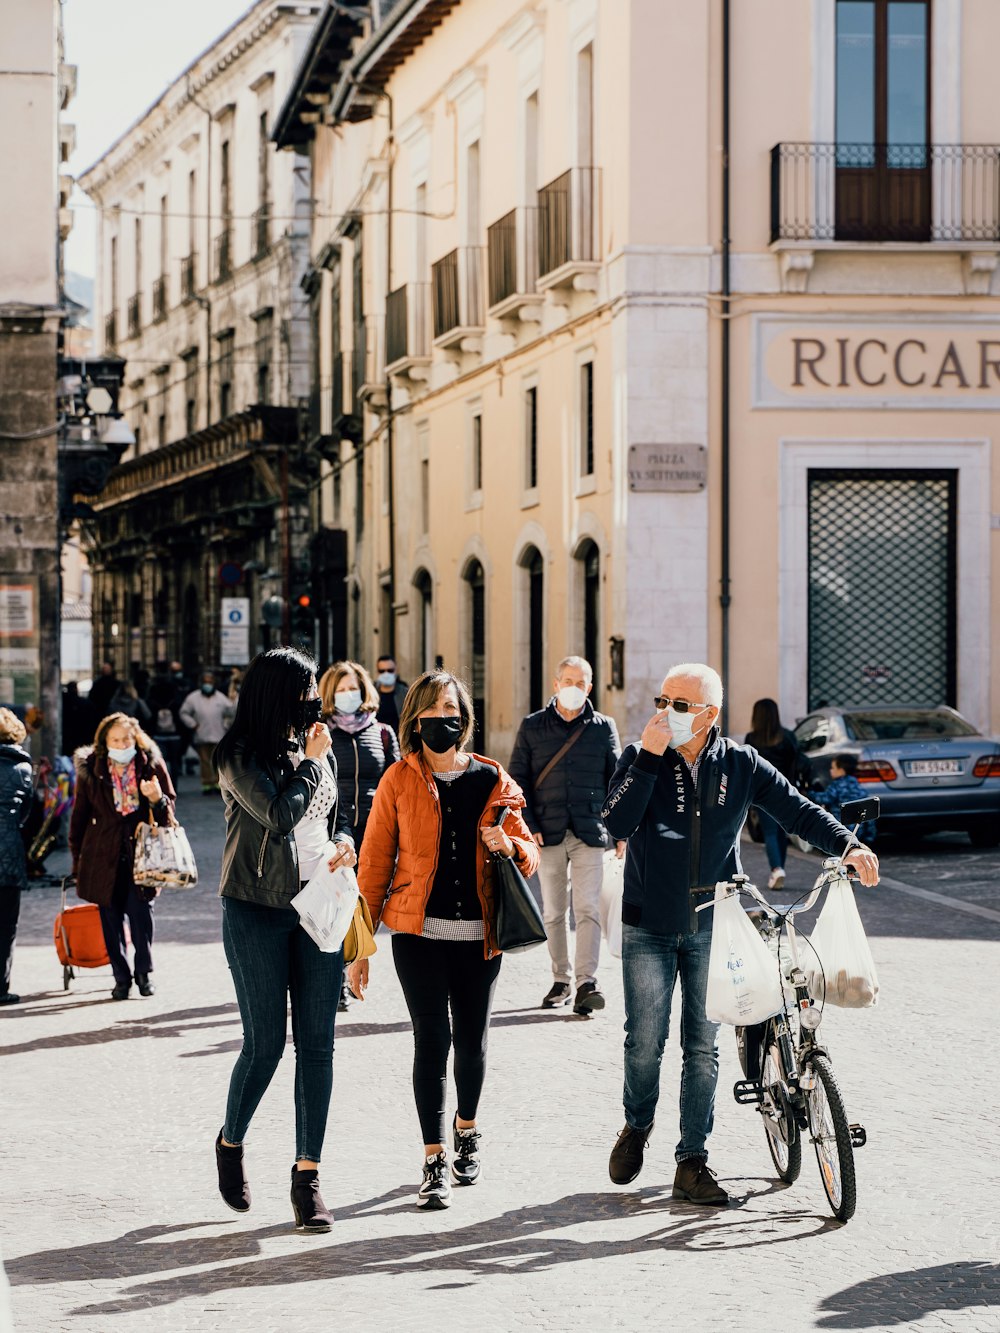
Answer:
[
  {"left": 392, "top": 932, "right": 502, "bottom": 1146},
  {"left": 0, "top": 884, "right": 20, "bottom": 995}
]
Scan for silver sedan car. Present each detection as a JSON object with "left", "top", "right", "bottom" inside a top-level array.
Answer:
[{"left": 794, "top": 705, "right": 1000, "bottom": 847}]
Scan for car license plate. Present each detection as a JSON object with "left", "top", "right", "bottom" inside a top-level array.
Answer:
[{"left": 904, "top": 759, "right": 962, "bottom": 777}]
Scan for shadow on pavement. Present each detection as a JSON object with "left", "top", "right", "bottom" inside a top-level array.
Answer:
[
  {"left": 0, "top": 1004, "right": 241, "bottom": 1057},
  {"left": 5, "top": 1186, "right": 840, "bottom": 1315},
  {"left": 815, "top": 1262, "right": 1000, "bottom": 1328}
]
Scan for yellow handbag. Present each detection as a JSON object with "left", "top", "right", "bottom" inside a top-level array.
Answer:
[{"left": 343, "top": 893, "right": 377, "bottom": 963}]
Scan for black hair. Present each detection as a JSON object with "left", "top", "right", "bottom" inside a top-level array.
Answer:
[
  {"left": 214, "top": 646, "right": 316, "bottom": 769},
  {"left": 832, "top": 752, "right": 858, "bottom": 777}
]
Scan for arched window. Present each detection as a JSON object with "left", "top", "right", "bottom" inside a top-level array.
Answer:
[
  {"left": 413, "top": 568, "right": 433, "bottom": 674},
  {"left": 463, "top": 558, "right": 486, "bottom": 748},
  {"left": 576, "top": 539, "right": 600, "bottom": 705},
  {"left": 519, "top": 545, "right": 545, "bottom": 712}
]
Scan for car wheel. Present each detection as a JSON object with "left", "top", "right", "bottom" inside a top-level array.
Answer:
[{"left": 968, "top": 822, "right": 1000, "bottom": 849}]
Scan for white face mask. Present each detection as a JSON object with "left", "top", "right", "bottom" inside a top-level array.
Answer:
[
  {"left": 334, "top": 689, "right": 362, "bottom": 714},
  {"left": 377, "top": 670, "right": 397, "bottom": 688},
  {"left": 666, "top": 706, "right": 708, "bottom": 750},
  {"left": 108, "top": 744, "right": 137, "bottom": 765},
  {"left": 557, "top": 685, "right": 588, "bottom": 713}
]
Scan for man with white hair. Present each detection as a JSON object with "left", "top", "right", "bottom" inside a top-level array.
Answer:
[
  {"left": 602, "top": 662, "right": 879, "bottom": 1205},
  {"left": 509, "top": 655, "right": 624, "bottom": 1015}
]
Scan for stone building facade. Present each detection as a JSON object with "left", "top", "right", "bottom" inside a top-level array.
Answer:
[{"left": 78, "top": 0, "right": 328, "bottom": 679}]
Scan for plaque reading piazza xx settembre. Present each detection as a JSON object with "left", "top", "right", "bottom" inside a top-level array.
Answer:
[{"left": 628, "top": 444, "right": 707, "bottom": 493}]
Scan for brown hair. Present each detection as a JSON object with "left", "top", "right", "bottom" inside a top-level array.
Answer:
[
  {"left": 319, "top": 660, "right": 379, "bottom": 715},
  {"left": 93, "top": 711, "right": 154, "bottom": 760},
  {"left": 398, "top": 671, "right": 476, "bottom": 757},
  {"left": 0, "top": 707, "right": 27, "bottom": 745},
  {"left": 748, "top": 697, "right": 783, "bottom": 749}
]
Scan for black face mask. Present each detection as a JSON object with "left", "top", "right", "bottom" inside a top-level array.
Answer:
[
  {"left": 294, "top": 697, "right": 324, "bottom": 732},
  {"left": 418, "top": 716, "right": 463, "bottom": 755}
]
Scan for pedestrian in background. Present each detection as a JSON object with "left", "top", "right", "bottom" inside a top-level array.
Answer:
[
  {"left": 180, "top": 671, "right": 235, "bottom": 794},
  {"left": 349, "top": 670, "right": 538, "bottom": 1211},
  {"left": 0, "top": 708, "right": 33, "bottom": 1006},
  {"left": 744, "top": 697, "right": 804, "bottom": 889},
  {"left": 146, "top": 661, "right": 184, "bottom": 786},
  {"left": 108, "top": 679, "right": 152, "bottom": 729},
  {"left": 508, "top": 655, "right": 623, "bottom": 1016},
  {"left": 87, "top": 660, "right": 118, "bottom": 722},
  {"left": 602, "top": 663, "right": 879, "bottom": 1206},
  {"left": 811, "top": 754, "right": 877, "bottom": 843},
  {"left": 318, "top": 659, "right": 400, "bottom": 1011},
  {"left": 214, "top": 647, "right": 357, "bottom": 1234},
  {"left": 373, "top": 654, "right": 408, "bottom": 732},
  {"left": 70, "top": 712, "right": 175, "bottom": 1001},
  {"left": 61, "top": 681, "right": 94, "bottom": 756}
]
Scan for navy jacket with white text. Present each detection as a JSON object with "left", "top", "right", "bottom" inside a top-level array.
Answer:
[{"left": 601, "top": 729, "right": 856, "bottom": 935}]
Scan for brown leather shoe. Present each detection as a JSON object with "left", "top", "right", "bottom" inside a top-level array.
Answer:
[
  {"left": 609, "top": 1122, "right": 653, "bottom": 1185},
  {"left": 672, "top": 1157, "right": 729, "bottom": 1206}
]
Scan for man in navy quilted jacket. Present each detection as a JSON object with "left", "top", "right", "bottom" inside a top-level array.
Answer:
[{"left": 602, "top": 662, "right": 879, "bottom": 1206}]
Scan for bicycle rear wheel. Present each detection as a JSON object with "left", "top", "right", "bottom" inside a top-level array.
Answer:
[
  {"left": 761, "top": 1042, "right": 801, "bottom": 1182},
  {"left": 806, "top": 1052, "right": 856, "bottom": 1222}
]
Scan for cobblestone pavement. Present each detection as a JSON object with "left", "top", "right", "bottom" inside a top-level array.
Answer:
[{"left": 2, "top": 778, "right": 998, "bottom": 1333}]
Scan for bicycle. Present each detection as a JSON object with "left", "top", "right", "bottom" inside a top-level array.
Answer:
[{"left": 708, "top": 796, "right": 878, "bottom": 1223}]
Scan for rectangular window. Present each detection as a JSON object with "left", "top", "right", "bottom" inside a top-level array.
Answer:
[
  {"left": 466, "top": 141, "right": 481, "bottom": 245},
  {"left": 188, "top": 169, "right": 197, "bottom": 255},
  {"left": 220, "top": 139, "right": 232, "bottom": 222},
  {"left": 579, "top": 360, "right": 594, "bottom": 477},
  {"left": 420, "top": 458, "right": 430, "bottom": 535},
  {"left": 471, "top": 410, "right": 483, "bottom": 494},
  {"left": 258, "top": 110, "right": 270, "bottom": 206},
  {"left": 255, "top": 310, "right": 273, "bottom": 403},
  {"left": 182, "top": 349, "right": 199, "bottom": 436},
  {"left": 155, "top": 367, "right": 169, "bottom": 447},
  {"left": 217, "top": 330, "right": 235, "bottom": 420},
  {"left": 524, "top": 384, "right": 538, "bottom": 491},
  {"left": 577, "top": 43, "right": 594, "bottom": 168}
]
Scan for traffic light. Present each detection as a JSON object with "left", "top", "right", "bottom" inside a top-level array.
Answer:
[{"left": 291, "top": 590, "right": 315, "bottom": 648}]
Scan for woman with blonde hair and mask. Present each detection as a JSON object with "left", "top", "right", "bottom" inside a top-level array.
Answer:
[{"left": 349, "top": 670, "right": 538, "bottom": 1211}]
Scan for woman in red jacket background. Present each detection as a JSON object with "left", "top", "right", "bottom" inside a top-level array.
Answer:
[{"left": 348, "top": 670, "right": 538, "bottom": 1212}]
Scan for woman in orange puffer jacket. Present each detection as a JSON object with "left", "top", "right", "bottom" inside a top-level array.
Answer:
[{"left": 349, "top": 669, "right": 538, "bottom": 1212}]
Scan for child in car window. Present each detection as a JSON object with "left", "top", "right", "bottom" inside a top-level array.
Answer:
[{"left": 811, "top": 754, "right": 876, "bottom": 843}]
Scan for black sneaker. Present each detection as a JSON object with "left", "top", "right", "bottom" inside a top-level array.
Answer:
[
  {"left": 609, "top": 1121, "right": 653, "bottom": 1185},
  {"left": 573, "top": 981, "right": 606, "bottom": 1015},
  {"left": 417, "top": 1152, "right": 452, "bottom": 1210},
  {"left": 451, "top": 1115, "right": 481, "bottom": 1186},
  {"left": 542, "top": 982, "right": 572, "bottom": 1009}
]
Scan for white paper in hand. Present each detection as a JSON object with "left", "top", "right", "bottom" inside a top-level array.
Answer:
[{"left": 291, "top": 848, "right": 359, "bottom": 953}]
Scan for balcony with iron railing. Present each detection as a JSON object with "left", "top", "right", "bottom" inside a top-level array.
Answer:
[
  {"left": 214, "top": 227, "right": 233, "bottom": 284},
  {"left": 487, "top": 207, "right": 542, "bottom": 320},
  {"left": 152, "top": 275, "right": 167, "bottom": 322},
  {"left": 252, "top": 204, "right": 270, "bottom": 261},
  {"left": 537, "top": 167, "right": 602, "bottom": 292},
  {"left": 104, "top": 311, "right": 117, "bottom": 351},
  {"left": 181, "top": 253, "right": 197, "bottom": 302},
  {"left": 771, "top": 143, "right": 1000, "bottom": 246},
  {"left": 385, "top": 283, "right": 431, "bottom": 381},
  {"left": 431, "top": 247, "right": 485, "bottom": 349},
  {"left": 127, "top": 293, "right": 141, "bottom": 339}
]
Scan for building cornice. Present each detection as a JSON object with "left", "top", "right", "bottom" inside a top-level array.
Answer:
[{"left": 79, "top": 3, "right": 321, "bottom": 200}]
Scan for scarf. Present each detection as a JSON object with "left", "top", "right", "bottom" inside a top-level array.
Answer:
[
  {"left": 327, "top": 709, "right": 376, "bottom": 737},
  {"left": 109, "top": 758, "right": 140, "bottom": 816}
]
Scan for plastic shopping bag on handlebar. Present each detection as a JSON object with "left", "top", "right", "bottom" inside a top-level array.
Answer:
[
  {"left": 705, "top": 885, "right": 785, "bottom": 1026},
  {"left": 804, "top": 879, "right": 879, "bottom": 1008}
]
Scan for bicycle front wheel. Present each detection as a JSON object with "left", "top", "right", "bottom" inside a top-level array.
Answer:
[
  {"left": 806, "top": 1052, "right": 856, "bottom": 1222},
  {"left": 761, "top": 1042, "right": 801, "bottom": 1183}
]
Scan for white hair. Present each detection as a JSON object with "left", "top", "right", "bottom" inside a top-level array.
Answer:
[
  {"left": 555, "top": 655, "right": 593, "bottom": 684},
  {"left": 663, "top": 662, "right": 724, "bottom": 709}
]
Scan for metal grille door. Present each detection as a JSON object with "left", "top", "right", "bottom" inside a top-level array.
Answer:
[{"left": 807, "top": 470, "right": 956, "bottom": 709}]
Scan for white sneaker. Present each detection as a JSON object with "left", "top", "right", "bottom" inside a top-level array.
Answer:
[
  {"left": 417, "top": 1151, "right": 452, "bottom": 1210},
  {"left": 767, "top": 868, "right": 786, "bottom": 891}
]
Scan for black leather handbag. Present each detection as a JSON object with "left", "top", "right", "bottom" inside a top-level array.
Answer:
[{"left": 491, "top": 807, "right": 547, "bottom": 953}]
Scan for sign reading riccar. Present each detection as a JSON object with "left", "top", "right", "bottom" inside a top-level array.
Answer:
[{"left": 753, "top": 314, "right": 1000, "bottom": 409}]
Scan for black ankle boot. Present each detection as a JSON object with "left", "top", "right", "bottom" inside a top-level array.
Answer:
[
  {"left": 215, "top": 1131, "right": 251, "bottom": 1213},
  {"left": 290, "top": 1165, "right": 333, "bottom": 1233},
  {"left": 135, "top": 973, "right": 155, "bottom": 997}
]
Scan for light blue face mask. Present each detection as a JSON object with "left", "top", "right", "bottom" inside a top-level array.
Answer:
[
  {"left": 108, "top": 745, "right": 137, "bottom": 765},
  {"left": 666, "top": 706, "right": 707, "bottom": 750}
]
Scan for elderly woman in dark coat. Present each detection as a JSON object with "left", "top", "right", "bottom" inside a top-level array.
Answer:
[
  {"left": 70, "top": 711, "right": 175, "bottom": 1000},
  {"left": 0, "top": 708, "right": 33, "bottom": 1005}
]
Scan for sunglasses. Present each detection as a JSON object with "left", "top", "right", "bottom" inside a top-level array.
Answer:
[{"left": 653, "top": 697, "right": 709, "bottom": 713}]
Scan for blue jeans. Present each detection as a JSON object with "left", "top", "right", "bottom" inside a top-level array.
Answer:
[
  {"left": 621, "top": 922, "right": 721, "bottom": 1163},
  {"left": 757, "top": 809, "right": 788, "bottom": 872},
  {"left": 221, "top": 896, "right": 344, "bottom": 1162}
]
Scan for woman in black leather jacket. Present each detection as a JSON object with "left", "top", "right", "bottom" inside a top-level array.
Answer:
[
  {"left": 0, "top": 708, "right": 33, "bottom": 1005},
  {"left": 213, "top": 647, "right": 356, "bottom": 1234}
]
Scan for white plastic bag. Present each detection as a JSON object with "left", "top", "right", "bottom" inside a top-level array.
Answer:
[
  {"left": 705, "top": 884, "right": 786, "bottom": 1026},
  {"left": 804, "top": 879, "right": 879, "bottom": 1008},
  {"left": 290, "top": 853, "right": 359, "bottom": 953},
  {"left": 599, "top": 850, "right": 624, "bottom": 959}
]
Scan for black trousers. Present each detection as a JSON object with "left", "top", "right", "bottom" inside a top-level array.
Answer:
[
  {"left": 99, "top": 853, "right": 155, "bottom": 987},
  {"left": 0, "top": 884, "right": 20, "bottom": 995},
  {"left": 392, "top": 932, "right": 502, "bottom": 1146}
]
